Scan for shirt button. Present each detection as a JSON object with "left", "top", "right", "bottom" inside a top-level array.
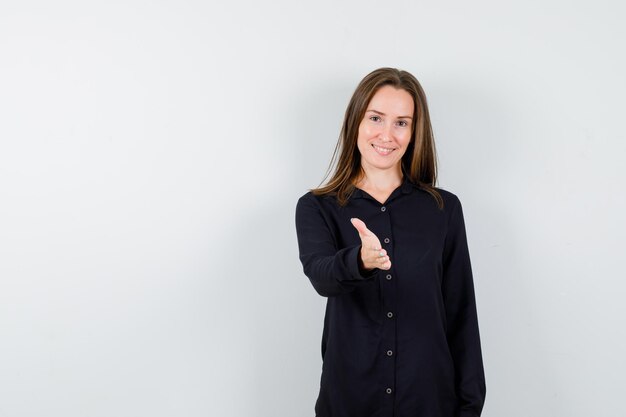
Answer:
[
  {"left": 386, "top": 388, "right": 393, "bottom": 394},
  {"left": 387, "top": 311, "right": 394, "bottom": 318},
  {"left": 381, "top": 206, "right": 386, "bottom": 212},
  {"left": 386, "top": 274, "right": 392, "bottom": 280},
  {"left": 384, "top": 237, "right": 390, "bottom": 243},
  {"left": 386, "top": 350, "right": 393, "bottom": 356}
]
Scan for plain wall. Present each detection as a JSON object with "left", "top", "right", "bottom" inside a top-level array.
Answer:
[{"left": 1, "top": 1, "right": 625, "bottom": 416}]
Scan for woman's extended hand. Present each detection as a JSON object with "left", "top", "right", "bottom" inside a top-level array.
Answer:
[{"left": 350, "top": 217, "right": 391, "bottom": 271}]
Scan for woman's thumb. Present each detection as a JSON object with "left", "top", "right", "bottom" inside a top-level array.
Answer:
[{"left": 350, "top": 217, "right": 371, "bottom": 236}]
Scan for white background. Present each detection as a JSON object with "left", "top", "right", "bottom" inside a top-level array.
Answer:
[{"left": 1, "top": 1, "right": 625, "bottom": 416}]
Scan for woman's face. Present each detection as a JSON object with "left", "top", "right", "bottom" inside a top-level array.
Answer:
[{"left": 356, "top": 85, "right": 414, "bottom": 173}]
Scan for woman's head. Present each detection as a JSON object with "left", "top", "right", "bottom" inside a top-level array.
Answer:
[
  {"left": 313, "top": 67, "right": 442, "bottom": 208},
  {"left": 356, "top": 84, "right": 414, "bottom": 176}
]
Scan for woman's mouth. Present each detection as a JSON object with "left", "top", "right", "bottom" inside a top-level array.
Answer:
[{"left": 372, "top": 144, "right": 395, "bottom": 156}]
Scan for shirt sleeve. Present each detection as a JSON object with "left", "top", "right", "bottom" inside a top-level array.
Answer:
[
  {"left": 441, "top": 195, "right": 487, "bottom": 417},
  {"left": 295, "top": 194, "right": 378, "bottom": 297}
]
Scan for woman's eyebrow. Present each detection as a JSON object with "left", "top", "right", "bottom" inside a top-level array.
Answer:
[{"left": 366, "top": 109, "right": 413, "bottom": 119}]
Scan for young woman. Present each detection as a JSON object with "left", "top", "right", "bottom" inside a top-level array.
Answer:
[{"left": 295, "top": 68, "right": 486, "bottom": 417}]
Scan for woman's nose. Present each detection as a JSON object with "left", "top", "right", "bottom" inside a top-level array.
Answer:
[{"left": 379, "top": 122, "right": 393, "bottom": 142}]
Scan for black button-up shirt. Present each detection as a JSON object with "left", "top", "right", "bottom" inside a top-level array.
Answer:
[{"left": 295, "top": 176, "right": 486, "bottom": 417}]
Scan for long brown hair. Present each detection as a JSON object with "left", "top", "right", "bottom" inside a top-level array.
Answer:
[{"left": 311, "top": 67, "right": 443, "bottom": 209}]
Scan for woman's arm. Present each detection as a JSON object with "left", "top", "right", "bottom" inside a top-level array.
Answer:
[
  {"left": 295, "top": 194, "right": 378, "bottom": 297},
  {"left": 441, "top": 195, "right": 487, "bottom": 417}
]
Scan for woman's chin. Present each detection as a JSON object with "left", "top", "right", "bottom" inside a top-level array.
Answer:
[{"left": 363, "top": 160, "right": 400, "bottom": 171}]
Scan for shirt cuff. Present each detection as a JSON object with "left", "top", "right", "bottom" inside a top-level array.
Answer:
[{"left": 349, "top": 244, "right": 379, "bottom": 280}]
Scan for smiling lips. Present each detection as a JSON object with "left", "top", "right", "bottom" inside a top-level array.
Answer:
[{"left": 372, "top": 143, "right": 396, "bottom": 156}]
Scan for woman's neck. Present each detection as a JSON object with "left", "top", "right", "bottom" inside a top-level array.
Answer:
[{"left": 356, "top": 164, "right": 403, "bottom": 191}]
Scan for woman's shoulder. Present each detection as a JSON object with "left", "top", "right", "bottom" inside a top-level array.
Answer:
[
  {"left": 296, "top": 188, "right": 351, "bottom": 217},
  {"left": 424, "top": 184, "right": 463, "bottom": 212},
  {"left": 297, "top": 190, "right": 319, "bottom": 203},
  {"left": 431, "top": 185, "right": 460, "bottom": 201},
  {"left": 405, "top": 176, "right": 459, "bottom": 206},
  {"left": 425, "top": 185, "right": 471, "bottom": 225},
  {"left": 297, "top": 189, "right": 337, "bottom": 207}
]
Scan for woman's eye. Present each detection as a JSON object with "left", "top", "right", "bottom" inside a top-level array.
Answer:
[
  {"left": 397, "top": 120, "right": 408, "bottom": 127},
  {"left": 369, "top": 116, "right": 381, "bottom": 122}
]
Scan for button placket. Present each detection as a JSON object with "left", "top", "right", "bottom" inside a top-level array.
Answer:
[{"left": 379, "top": 201, "right": 396, "bottom": 409}]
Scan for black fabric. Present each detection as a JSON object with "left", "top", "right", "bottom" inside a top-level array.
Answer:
[{"left": 295, "top": 176, "right": 486, "bottom": 417}]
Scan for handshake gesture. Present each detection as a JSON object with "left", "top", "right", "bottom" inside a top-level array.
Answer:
[{"left": 350, "top": 218, "right": 391, "bottom": 271}]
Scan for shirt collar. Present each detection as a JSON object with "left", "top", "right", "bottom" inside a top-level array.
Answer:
[{"left": 351, "top": 175, "right": 418, "bottom": 200}]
